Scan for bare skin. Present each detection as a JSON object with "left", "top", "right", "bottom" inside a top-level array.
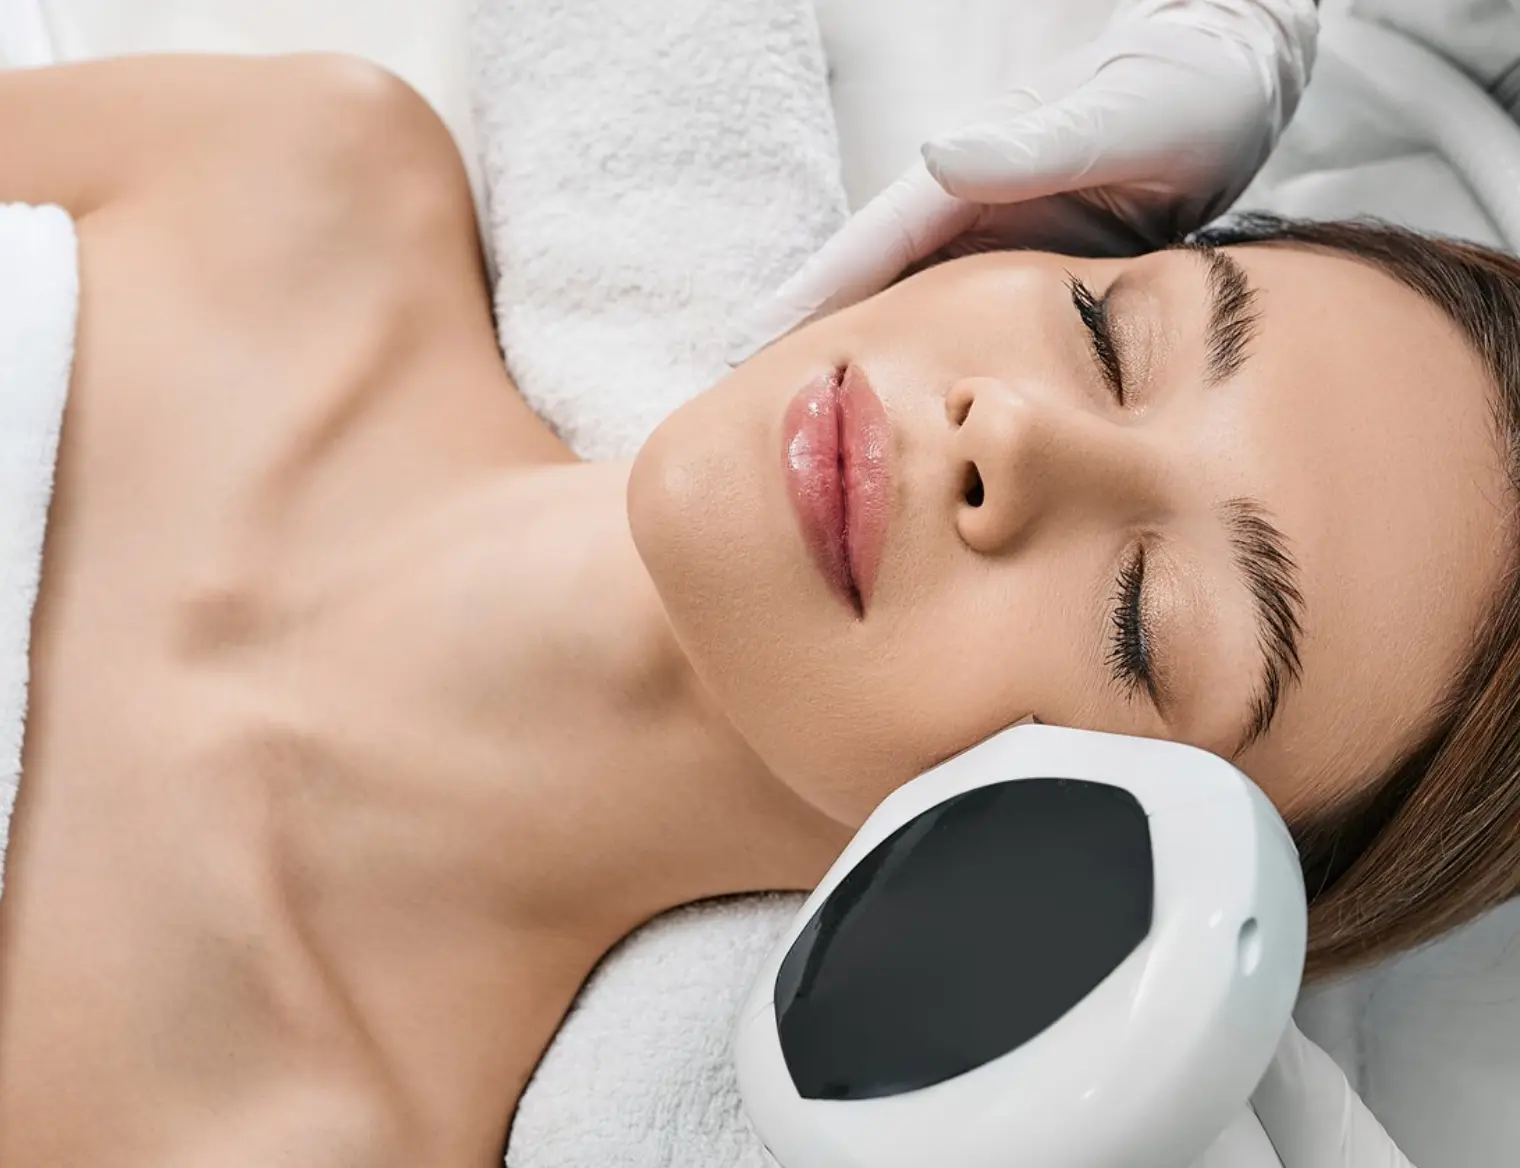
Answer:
[
  {"left": 0, "top": 52, "right": 1511, "bottom": 1168},
  {"left": 0, "top": 56, "right": 847, "bottom": 1167}
]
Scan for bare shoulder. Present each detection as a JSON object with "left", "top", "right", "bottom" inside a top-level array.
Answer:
[
  {"left": 3, "top": 53, "right": 480, "bottom": 260},
  {"left": 0, "top": 52, "right": 498, "bottom": 365},
  {"left": 103, "top": 55, "right": 487, "bottom": 332},
  {"left": 224, "top": 56, "right": 480, "bottom": 267}
]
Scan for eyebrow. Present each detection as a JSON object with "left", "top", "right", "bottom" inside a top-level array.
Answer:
[
  {"left": 1188, "top": 245, "right": 1261, "bottom": 385},
  {"left": 1218, "top": 497, "right": 1306, "bottom": 754}
]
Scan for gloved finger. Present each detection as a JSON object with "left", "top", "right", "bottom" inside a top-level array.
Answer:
[
  {"left": 923, "top": 78, "right": 1165, "bottom": 207},
  {"left": 1252, "top": 1022, "right": 1415, "bottom": 1168},
  {"left": 924, "top": 23, "right": 1273, "bottom": 209},
  {"left": 727, "top": 161, "right": 977, "bottom": 364}
]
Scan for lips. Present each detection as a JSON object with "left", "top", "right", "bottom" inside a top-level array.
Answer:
[{"left": 782, "top": 365, "right": 891, "bottom": 616}]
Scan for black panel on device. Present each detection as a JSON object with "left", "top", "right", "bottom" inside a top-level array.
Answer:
[{"left": 774, "top": 778, "right": 1154, "bottom": 1101}]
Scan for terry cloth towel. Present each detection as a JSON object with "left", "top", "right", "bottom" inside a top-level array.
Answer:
[
  {"left": 0, "top": 202, "right": 79, "bottom": 903},
  {"left": 470, "top": 0, "right": 845, "bottom": 1164},
  {"left": 473, "top": 0, "right": 848, "bottom": 462}
]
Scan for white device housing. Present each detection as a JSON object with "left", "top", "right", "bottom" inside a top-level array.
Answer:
[{"left": 734, "top": 724, "right": 1307, "bottom": 1168}]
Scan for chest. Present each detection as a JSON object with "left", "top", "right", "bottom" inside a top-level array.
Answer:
[
  {"left": 0, "top": 222, "right": 598, "bottom": 1166},
  {"left": 0, "top": 490, "right": 616, "bottom": 1168}
]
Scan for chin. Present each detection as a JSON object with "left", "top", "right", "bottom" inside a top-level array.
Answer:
[
  {"left": 628, "top": 389, "right": 794, "bottom": 673},
  {"left": 628, "top": 390, "right": 860, "bottom": 804}
]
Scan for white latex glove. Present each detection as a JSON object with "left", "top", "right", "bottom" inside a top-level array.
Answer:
[
  {"left": 1243, "top": 1020, "right": 1417, "bottom": 1168},
  {"left": 731, "top": 0, "right": 1318, "bottom": 361}
]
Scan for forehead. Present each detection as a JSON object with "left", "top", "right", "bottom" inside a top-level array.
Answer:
[{"left": 1201, "top": 246, "right": 1511, "bottom": 808}]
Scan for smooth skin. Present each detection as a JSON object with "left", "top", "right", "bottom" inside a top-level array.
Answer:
[{"left": 0, "top": 55, "right": 1508, "bottom": 1168}]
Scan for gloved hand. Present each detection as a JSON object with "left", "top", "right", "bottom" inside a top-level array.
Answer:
[
  {"left": 730, "top": 0, "right": 1318, "bottom": 361},
  {"left": 1247, "top": 1019, "right": 1416, "bottom": 1168}
]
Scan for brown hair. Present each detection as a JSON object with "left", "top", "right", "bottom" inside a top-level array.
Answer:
[{"left": 1190, "top": 213, "right": 1520, "bottom": 979}]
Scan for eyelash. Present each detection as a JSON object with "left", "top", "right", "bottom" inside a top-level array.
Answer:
[
  {"left": 1070, "top": 274, "right": 1153, "bottom": 704},
  {"left": 1068, "top": 275, "right": 1126, "bottom": 405},
  {"left": 1107, "top": 544, "right": 1158, "bottom": 705}
]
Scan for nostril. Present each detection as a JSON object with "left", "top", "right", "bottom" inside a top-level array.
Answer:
[
  {"left": 947, "top": 386, "right": 974, "bottom": 427},
  {"left": 962, "top": 463, "right": 984, "bottom": 508}
]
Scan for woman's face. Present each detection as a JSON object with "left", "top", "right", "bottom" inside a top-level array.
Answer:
[{"left": 628, "top": 245, "right": 1512, "bottom": 827}]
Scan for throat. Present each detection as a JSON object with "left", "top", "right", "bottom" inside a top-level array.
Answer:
[{"left": 379, "top": 460, "right": 843, "bottom": 941}]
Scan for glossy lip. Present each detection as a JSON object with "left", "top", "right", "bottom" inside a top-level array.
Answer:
[{"left": 781, "top": 364, "right": 891, "bottom": 617}]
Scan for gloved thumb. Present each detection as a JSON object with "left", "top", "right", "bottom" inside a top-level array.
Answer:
[{"left": 1251, "top": 1022, "right": 1415, "bottom": 1168}]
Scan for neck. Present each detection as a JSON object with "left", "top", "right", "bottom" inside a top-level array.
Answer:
[{"left": 484, "top": 459, "right": 849, "bottom": 949}]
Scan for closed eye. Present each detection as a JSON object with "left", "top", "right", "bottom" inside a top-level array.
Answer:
[
  {"left": 1068, "top": 274, "right": 1125, "bottom": 405},
  {"left": 1108, "top": 543, "right": 1159, "bottom": 706}
]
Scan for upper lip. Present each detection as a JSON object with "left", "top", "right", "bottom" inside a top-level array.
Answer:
[{"left": 781, "top": 364, "right": 892, "bottom": 616}]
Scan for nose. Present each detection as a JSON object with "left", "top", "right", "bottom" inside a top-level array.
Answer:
[{"left": 946, "top": 376, "right": 1163, "bottom": 555}]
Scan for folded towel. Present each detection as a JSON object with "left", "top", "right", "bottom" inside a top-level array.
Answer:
[
  {"left": 0, "top": 203, "right": 79, "bottom": 903},
  {"left": 470, "top": 1, "right": 845, "bottom": 1163},
  {"left": 473, "top": 0, "right": 847, "bottom": 462}
]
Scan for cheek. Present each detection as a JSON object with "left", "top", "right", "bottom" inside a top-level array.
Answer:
[
  {"left": 628, "top": 387, "right": 797, "bottom": 657},
  {"left": 633, "top": 397, "right": 1120, "bottom": 828},
  {"left": 631, "top": 421, "right": 993, "bottom": 823},
  {"left": 748, "top": 558, "right": 1109, "bottom": 828},
  {"left": 628, "top": 359, "right": 866, "bottom": 790},
  {"left": 806, "top": 583, "right": 1109, "bottom": 824}
]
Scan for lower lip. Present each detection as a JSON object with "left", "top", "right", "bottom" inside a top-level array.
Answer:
[{"left": 781, "top": 365, "right": 891, "bottom": 616}]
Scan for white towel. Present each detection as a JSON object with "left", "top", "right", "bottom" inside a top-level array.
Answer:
[
  {"left": 470, "top": 1, "right": 845, "bottom": 1163},
  {"left": 0, "top": 0, "right": 56, "bottom": 68},
  {"left": 473, "top": 0, "right": 847, "bottom": 462},
  {"left": 0, "top": 203, "right": 79, "bottom": 903}
]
